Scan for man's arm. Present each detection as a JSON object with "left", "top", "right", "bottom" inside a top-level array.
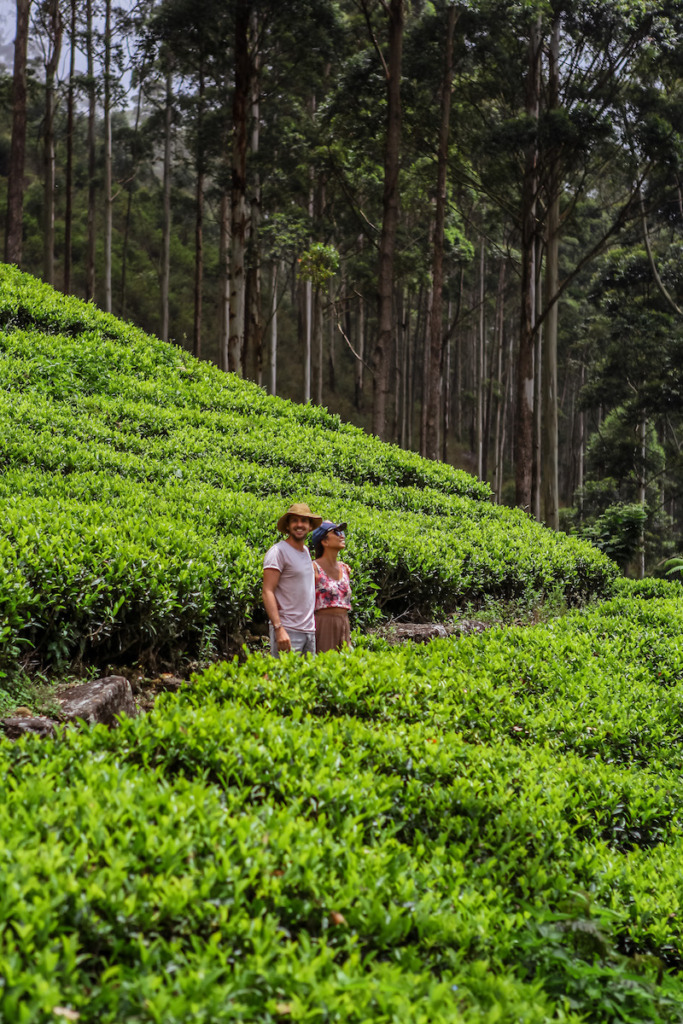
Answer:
[{"left": 262, "top": 567, "right": 291, "bottom": 653}]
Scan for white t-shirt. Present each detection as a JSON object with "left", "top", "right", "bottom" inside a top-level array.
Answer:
[{"left": 263, "top": 540, "right": 316, "bottom": 633}]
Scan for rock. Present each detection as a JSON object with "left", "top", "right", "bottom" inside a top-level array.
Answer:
[
  {"left": 383, "top": 623, "right": 450, "bottom": 644},
  {"left": 55, "top": 675, "right": 137, "bottom": 727},
  {"left": 375, "top": 618, "right": 493, "bottom": 646},
  {"left": 1, "top": 715, "right": 57, "bottom": 740},
  {"left": 452, "top": 619, "right": 491, "bottom": 636}
]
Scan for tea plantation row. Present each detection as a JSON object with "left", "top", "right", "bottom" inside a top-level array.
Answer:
[
  {"left": 4, "top": 595, "right": 683, "bottom": 1022},
  {"left": 0, "top": 265, "right": 616, "bottom": 682}
]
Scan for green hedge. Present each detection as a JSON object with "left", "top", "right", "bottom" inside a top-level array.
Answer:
[
  {"left": 0, "top": 265, "right": 618, "bottom": 676},
  {"left": 3, "top": 596, "right": 683, "bottom": 1021}
]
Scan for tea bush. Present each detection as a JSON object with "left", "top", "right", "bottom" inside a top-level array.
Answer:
[
  {"left": 3, "top": 596, "right": 683, "bottom": 1020},
  {"left": 0, "top": 265, "right": 616, "bottom": 675},
  {"left": 2, "top": 267, "right": 683, "bottom": 1021}
]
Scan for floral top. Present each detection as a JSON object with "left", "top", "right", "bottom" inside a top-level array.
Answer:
[{"left": 314, "top": 562, "right": 352, "bottom": 611}]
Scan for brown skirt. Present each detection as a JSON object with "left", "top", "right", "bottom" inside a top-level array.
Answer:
[{"left": 315, "top": 607, "right": 351, "bottom": 653}]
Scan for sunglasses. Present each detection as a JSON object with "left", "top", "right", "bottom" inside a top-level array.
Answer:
[{"left": 331, "top": 529, "right": 345, "bottom": 537}]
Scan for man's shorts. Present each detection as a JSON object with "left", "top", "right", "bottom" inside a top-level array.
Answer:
[{"left": 269, "top": 625, "right": 316, "bottom": 657}]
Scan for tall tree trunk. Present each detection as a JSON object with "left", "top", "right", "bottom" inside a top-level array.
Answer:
[
  {"left": 5, "top": 0, "right": 31, "bottom": 266},
  {"left": 514, "top": 16, "right": 542, "bottom": 509},
  {"left": 476, "top": 236, "right": 485, "bottom": 479},
  {"left": 120, "top": 81, "right": 143, "bottom": 318},
  {"left": 246, "top": 8, "right": 262, "bottom": 382},
  {"left": 542, "top": 17, "right": 560, "bottom": 530},
  {"left": 315, "top": 286, "right": 323, "bottom": 405},
  {"left": 328, "top": 277, "right": 336, "bottom": 393},
  {"left": 492, "top": 310, "right": 506, "bottom": 501},
  {"left": 409, "top": 283, "right": 424, "bottom": 451},
  {"left": 577, "top": 362, "right": 585, "bottom": 516},
  {"left": 355, "top": 286, "right": 365, "bottom": 411},
  {"left": 638, "top": 417, "right": 647, "bottom": 579},
  {"left": 354, "top": 234, "right": 365, "bottom": 410},
  {"left": 228, "top": 0, "right": 250, "bottom": 374},
  {"left": 401, "top": 289, "right": 410, "bottom": 449},
  {"left": 64, "top": 0, "right": 76, "bottom": 292},
  {"left": 219, "top": 189, "right": 230, "bottom": 369},
  {"left": 484, "top": 260, "right": 506, "bottom": 481},
  {"left": 103, "top": 0, "right": 112, "bottom": 311},
  {"left": 442, "top": 295, "right": 452, "bottom": 463},
  {"left": 532, "top": 253, "right": 542, "bottom": 521},
  {"left": 303, "top": 162, "right": 314, "bottom": 403},
  {"left": 270, "top": 261, "right": 278, "bottom": 394},
  {"left": 425, "top": 2, "right": 457, "bottom": 460},
  {"left": 43, "top": 0, "right": 62, "bottom": 287},
  {"left": 193, "top": 69, "right": 205, "bottom": 359},
  {"left": 86, "top": 0, "right": 96, "bottom": 301},
  {"left": 371, "top": 0, "right": 403, "bottom": 439},
  {"left": 161, "top": 70, "right": 173, "bottom": 342},
  {"left": 304, "top": 275, "right": 312, "bottom": 403},
  {"left": 420, "top": 254, "right": 434, "bottom": 457}
]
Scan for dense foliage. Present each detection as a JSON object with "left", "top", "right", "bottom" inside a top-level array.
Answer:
[
  {"left": 4, "top": 0, "right": 683, "bottom": 543},
  {"left": 3, "top": 268, "right": 683, "bottom": 1020},
  {"left": 0, "top": 266, "right": 616, "bottom": 688},
  {"left": 3, "top": 593, "right": 683, "bottom": 1022}
]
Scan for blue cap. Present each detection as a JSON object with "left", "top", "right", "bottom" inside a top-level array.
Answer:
[{"left": 310, "top": 520, "right": 347, "bottom": 548}]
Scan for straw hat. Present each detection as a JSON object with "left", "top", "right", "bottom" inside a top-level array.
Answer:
[{"left": 277, "top": 502, "right": 323, "bottom": 533}]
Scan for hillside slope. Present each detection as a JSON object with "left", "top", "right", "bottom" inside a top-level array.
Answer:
[
  {"left": 0, "top": 266, "right": 616, "bottom": 682},
  {"left": 4, "top": 268, "right": 683, "bottom": 1021}
]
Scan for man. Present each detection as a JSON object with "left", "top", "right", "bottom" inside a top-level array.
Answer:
[{"left": 262, "top": 502, "right": 322, "bottom": 656}]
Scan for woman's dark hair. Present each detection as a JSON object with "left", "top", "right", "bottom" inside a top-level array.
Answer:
[{"left": 314, "top": 538, "right": 326, "bottom": 559}]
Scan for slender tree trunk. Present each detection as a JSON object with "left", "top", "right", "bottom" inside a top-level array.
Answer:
[
  {"left": 219, "top": 189, "right": 230, "bottom": 369},
  {"left": 43, "top": 0, "right": 62, "bottom": 287},
  {"left": 515, "top": 16, "right": 542, "bottom": 509},
  {"left": 64, "top": 0, "right": 76, "bottom": 292},
  {"left": 228, "top": 0, "right": 249, "bottom": 373},
  {"left": 193, "top": 69, "right": 205, "bottom": 359},
  {"left": 5, "top": 0, "right": 31, "bottom": 266},
  {"left": 247, "top": 9, "right": 262, "bottom": 382},
  {"left": 484, "top": 260, "right": 506, "bottom": 481},
  {"left": 638, "top": 416, "right": 647, "bottom": 579},
  {"left": 303, "top": 163, "right": 314, "bottom": 403},
  {"left": 354, "top": 234, "right": 365, "bottom": 410},
  {"left": 328, "top": 277, "right": 336, "bottom": 393},
  {"left": 498, "top": 328, "right": 514, "bottom": 502},
  {"left": 270, "top": 261, "right": 278, "bottom": 394},
  {"left": 86, "top": 0, "right": 96, "bottom": 301},
  {"left": 161, "top": 71, "right": 173, "bottom": 342},
  {"left": 454, "top": 275, "right": 463, "bottom": 443},
  {"left": 532, "top": 238, "right": 541, "bottom": 521},
  {"left": 492, "top": 309, "right": 505, "bottom": 501},
  {"left": 425, "top": 2, "right": 457, "bottom": 459},
  {"left": 355, "top": 286, "right": 365, "bottom": 411},
  {"left": 315, "top": 286, "right": 324, "bottom": 405},
  {"left": 477, "top": 236, "right": 485, "bottom": 479},
  {"left": 103, "top": 0, "right": 112, "bottom": 311},
  {"left": 121, "top": 82, "right": 143, "bottom": 318},
  {"left": 577, "top": 363, "right": 585, "bottom": 516},
  {"left": 400, "top": 289, "right": 409, "bottom": 448},
  {"left": 304, "top": 275, "right": 312, "bottom": 403},
  {"left": 542, "top": 17, "right": 560, "bottom": 530},
  {"left": 442, "top": 295, "right": 452, "bottom": 463},
  {"left": 420, "top": 260, "right": 434, "bottom": 457},
  {"left": 372, "top": 0, "right": 403, "bottom": 439}
]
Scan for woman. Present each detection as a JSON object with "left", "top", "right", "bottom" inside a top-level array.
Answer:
[{"left": 310, "top": 519, "right": 352, "bottom": 653}]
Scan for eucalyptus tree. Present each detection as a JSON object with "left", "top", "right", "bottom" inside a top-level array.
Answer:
[
  {"left": 148, "top": 0, "right": 233, "bottom": 358},
  {"left": 5, "top": 0, "right": 32, "bottom": 266},
  {"left": 32, "top": 0, "right": 62, "bottom": 287}
]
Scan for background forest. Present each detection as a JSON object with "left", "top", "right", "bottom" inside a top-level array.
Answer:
[{"left": 3, "top": 0, "right": 683, "bottom": 576}]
